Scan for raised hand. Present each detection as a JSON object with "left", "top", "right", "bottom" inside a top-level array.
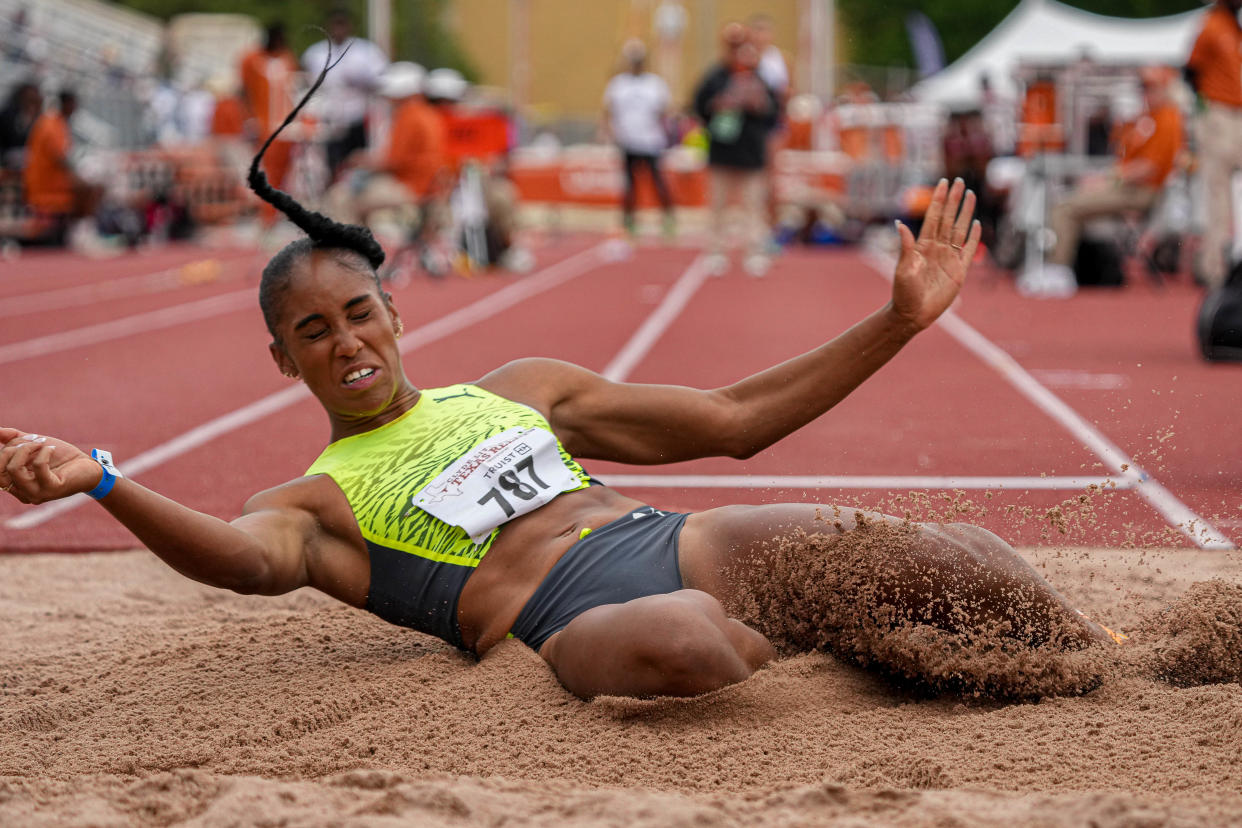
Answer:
[
  {"left": 890, "top": 178, "right": 982, "bottom": 334},
  {"left": 0, "top": 428, "right": 104, "bottom": 505}
]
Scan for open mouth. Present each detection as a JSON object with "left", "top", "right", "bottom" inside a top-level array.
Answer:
[{"left": 342, "top": 367, "right": 378, "bottom": 388}]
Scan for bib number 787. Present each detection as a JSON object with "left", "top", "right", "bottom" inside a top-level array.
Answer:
[
  {"left": 413, "top": 426, "right": 582, "bottom": 542},
  {"left": 476, "top": 455, "right": 548, "bottom": 517}
]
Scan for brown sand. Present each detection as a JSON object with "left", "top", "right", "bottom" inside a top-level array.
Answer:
[{"left": 2, "top": 543, "right": 1240, "bottom": 826}]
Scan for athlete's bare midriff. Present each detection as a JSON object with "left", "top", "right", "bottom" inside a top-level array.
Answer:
[
  {"left": 285, "top": 474, "right": 645, "bottom": 656},
  {"left": 456, "top": 485, "right": 647, "bottom": 653}
]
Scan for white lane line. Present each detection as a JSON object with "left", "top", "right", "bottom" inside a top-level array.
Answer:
[
  {"left": 0, "top": 257, "right": 250, "bottom": 319},
  {"left": 599, "top": 474, "right": 1133, "bottom": 490},
  {"left": 0, "top": 288, "right": 256, "bottom": 366},
  {"left": 602, "top": 254, "right": 709, "bottom": 381},
  {"left": 863, "top": 250, "right": 1233, "bottom": 549},
  {"left": 5, "top": 243, "right": 608, "bottom": 531}
]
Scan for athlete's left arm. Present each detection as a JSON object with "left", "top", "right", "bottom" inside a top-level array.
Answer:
[{"left": 481, "top": 178, "right": 980, "bottom": 465}]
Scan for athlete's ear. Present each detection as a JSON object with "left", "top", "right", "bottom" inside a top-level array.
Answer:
[
  {"left": 269, "top": 341, "right": 299, "bottom": 379},
  {"left": 385, "top": 295, "right": 403, "bottom": 338}
]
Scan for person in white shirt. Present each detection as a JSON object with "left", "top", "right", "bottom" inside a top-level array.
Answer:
[
  {"left": 602, "top": 40, "right": 675, "bottom": 238},
  {"left": 302, "top": 7, "right": 389, "bottom": 179}
]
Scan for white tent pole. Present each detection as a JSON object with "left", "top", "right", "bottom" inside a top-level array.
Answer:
[
  {"left": 808, "top": 0, "right": 835, "bottom": 101},
  {"left": 367, "top": 0, "right": 392, "bottom": 57}
]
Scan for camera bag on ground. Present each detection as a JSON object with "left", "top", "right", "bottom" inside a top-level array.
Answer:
[{"left": 1197, "top": 262, "right": 1242, "bottom": 362}]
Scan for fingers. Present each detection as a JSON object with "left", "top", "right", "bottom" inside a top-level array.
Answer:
[
  {"left": 918, "top": 179, "right": 950, "bottom": 244},
  {"left": 2, "top": 441, "right": 43, "bottom": 498},
  {"left": 951, "top": 189, "right": 977, "bottom": 248},
  {"left": 961, "top": 219, "right": 983, "bottom": 264},
  {"left": 0, "top": 427, "right": 23, "bottom": 444},
  {"left": 33, "top": 444, "right": 62, "bottom": 491},
  {"left": 920, "top": 178, "right": 978, "bottom": 253},
  {"left": 896, "top": 220, "right": 917, "bottom": 259}
]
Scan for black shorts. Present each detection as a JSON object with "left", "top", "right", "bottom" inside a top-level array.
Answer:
[{"left": 509, "top": 506, "right": 687, "bottom": 652}]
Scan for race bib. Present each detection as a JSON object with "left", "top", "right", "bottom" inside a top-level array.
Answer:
[{"left": 411, "top": 427, "right": 582, "bottom": 543}]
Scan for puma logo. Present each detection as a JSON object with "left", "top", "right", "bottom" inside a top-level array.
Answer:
[{"left": 434, "top": 388, "right": 483, "bottom": 403}]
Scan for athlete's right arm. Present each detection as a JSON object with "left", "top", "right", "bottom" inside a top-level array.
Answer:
[{"left": 0, "top": 427, "right": 314, "bottom": 596}]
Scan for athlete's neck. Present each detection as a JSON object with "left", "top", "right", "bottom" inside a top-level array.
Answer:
[{"left": 327, "top": 382, "right": 422, "bottom": 441}]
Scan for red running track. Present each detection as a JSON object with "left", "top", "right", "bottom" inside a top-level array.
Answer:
[{"left": 0, "top": 237, "right": 1238, "bottom": 553}]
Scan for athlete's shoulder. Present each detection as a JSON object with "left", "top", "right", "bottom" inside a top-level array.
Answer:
[{"left": 243, "top": 474, "right": 344, "bottom": 518}]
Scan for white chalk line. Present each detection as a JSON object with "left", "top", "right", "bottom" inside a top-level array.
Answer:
[
  {"left": 599, "top": 474, "right": 1133, "bottom": 491},
  {"left": 602, "top": 254, "right": 709, "bottom": 381},
  {"left": 0, "top": 288, "right": 257, "bottom": 366},
  {"left": 863, "top": 249, "right": 1233, "bottom": 549},
  {"left": 5, "top": 243, "right": 608, "bottom": 531}
]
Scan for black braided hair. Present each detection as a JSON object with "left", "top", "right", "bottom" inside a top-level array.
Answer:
[{"left": 249, "top": 42, "right": 388, "bottom": 339}]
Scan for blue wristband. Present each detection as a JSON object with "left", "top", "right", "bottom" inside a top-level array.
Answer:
[{"left": 87, "top": 449, "right": 122, "bottom": 500}]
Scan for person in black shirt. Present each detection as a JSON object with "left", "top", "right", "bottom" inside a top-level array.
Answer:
[{"left": 692, "top": 23, "right": 779, "bottom": 277}]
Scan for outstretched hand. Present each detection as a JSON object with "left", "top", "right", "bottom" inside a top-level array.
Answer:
[
  {"left": 890, "top": 178, "right": 981, "bottom": 334},
  {"left": 0, "top": 428, "right": 102, "bottom": 505}
]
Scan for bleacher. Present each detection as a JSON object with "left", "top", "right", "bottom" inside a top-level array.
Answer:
[{"left": 0, "top": 0, "right": 261, "bottom": 241}]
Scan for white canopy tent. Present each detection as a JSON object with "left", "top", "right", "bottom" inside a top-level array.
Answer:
[{"left": 911, "top": 0, "right": 1204, "bottom": 107}]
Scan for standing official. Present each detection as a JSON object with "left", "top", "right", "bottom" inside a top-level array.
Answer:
[
  {"left": 1186, "top": 0, "right": 1242, "bottom": 288},
  {"left": 603, "top": 40, "right": 676, "bottom": 239},
  {"left": 302, "top": 7, "right": 389, "bottom": 180}
]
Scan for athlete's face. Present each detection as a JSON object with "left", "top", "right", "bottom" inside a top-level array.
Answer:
[{"left": 269, "top": 252, "right": 407, "bottom": 418}]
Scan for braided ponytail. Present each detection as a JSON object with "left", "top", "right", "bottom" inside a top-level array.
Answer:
[{"left": 247, "top": 43, "right": 386, "bottom": 270}]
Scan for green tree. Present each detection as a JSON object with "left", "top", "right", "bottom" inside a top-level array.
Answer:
[{"left": 838, "top": 0, "right": 1205, "bottom": 70}]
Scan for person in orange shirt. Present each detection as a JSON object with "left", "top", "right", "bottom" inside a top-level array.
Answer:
[
  {"left": 23, "top": 91, "right": 99, "bottom": 223},
  {"left": 324, "top": 62, "right": 447, "bottom": 231},
  {"left": 1020, "top": 67, "right": 1183, "bottom": 296},
  {"left": 208, "top": 79, "right": 246, "bottom": 140},
  {"left": 240, "top": 24, "right": 298, "bottom": 224},
  {"left": 1186, "top": 0, "right": 1242, "bottom": 288}
]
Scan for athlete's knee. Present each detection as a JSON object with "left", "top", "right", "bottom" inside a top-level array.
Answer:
[{"left": 633, "top": 592, "right": 768, "bottom": 695}]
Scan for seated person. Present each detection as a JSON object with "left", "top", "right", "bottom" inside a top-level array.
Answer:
[
  {"left": 22, "top": 90, "right": 102, "bottom": 241},
  {"left": 323, "top": 62, "right": 447, "bottom": 235},
  {"left": 1020, "top": 67, "right": 1183, "bottom": 296}
]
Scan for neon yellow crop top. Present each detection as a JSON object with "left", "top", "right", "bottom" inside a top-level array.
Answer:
[{"left": 305, "top": 384, "right": 593, "bottom": 646}]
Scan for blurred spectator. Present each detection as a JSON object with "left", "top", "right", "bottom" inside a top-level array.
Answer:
[
  {"left": 979, "top": 73, "right": 1016, "bottom": 157},
  {"left": 323, "top": 62, "right": 445, "bottom": 230},
  {"left": 207, "top": 75, "right": 246, "bottom": 141},
  {"left": 603, "top": 39, "right": 675, "bottom": 239},
  {"left": 1, "top": 81, "right": 42, "bottom": 170},
  {"left": 240, "top": 24, "right": 298, "bottom": 224},
  {"left": 303, "top": 7, "right": 389, "bottom": 179},
  {"left": 1085, "top": 102, "right": 1114, "bottom": 157},
  {"left": 1185, "top": 0, "right": 1242, "bottom": 288},
  {"left": 23, "top": 91, "right": 102, "bottom": 238},
  {"left": 692, "top": 23, "right": 779, "bottom": 277},
  {"left": 943, "top": 109, "right": 998, "bottom": 247},
  {"left": 178, "top": 77, "right": 217, "bottom": 145},
  {"left": 1019, "top": 67, "right": 1183, "bottom": 297}
]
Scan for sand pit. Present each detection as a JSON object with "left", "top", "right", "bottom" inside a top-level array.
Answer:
[{"left": 2, "top": 545, "right": 1240, "bottom": 826}]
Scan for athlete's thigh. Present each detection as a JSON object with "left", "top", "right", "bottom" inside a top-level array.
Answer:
[
  {"left": 539, "top": 589, "right": 764, "bottom": 699},
  {"left": 677, "top": 502, "right": 887, "bottom": 602}
]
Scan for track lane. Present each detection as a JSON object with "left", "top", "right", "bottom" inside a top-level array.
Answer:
[{"left": 1, "top": 239, "right": 1234, "bottom": 551}]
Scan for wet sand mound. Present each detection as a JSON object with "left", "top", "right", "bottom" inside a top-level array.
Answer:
[{"left": 2, "top": 547, "right": 1240, "bottom": 826}]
